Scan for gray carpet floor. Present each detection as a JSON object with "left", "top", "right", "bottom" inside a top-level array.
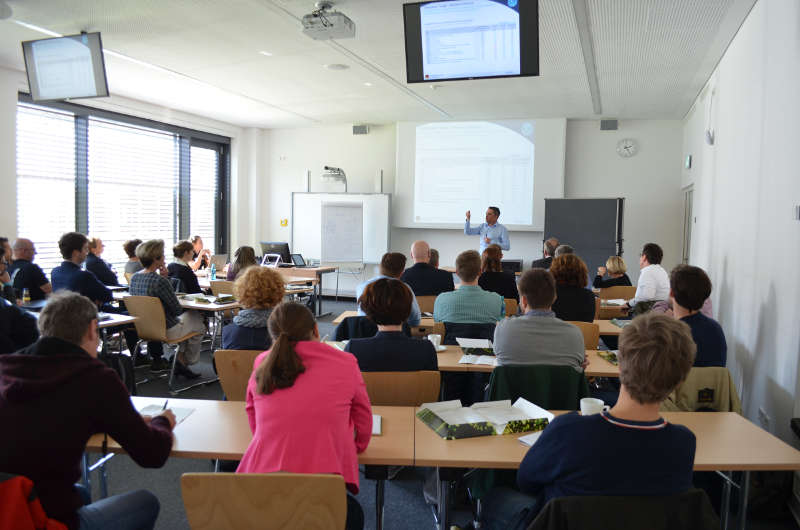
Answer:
[{"left": 85, "top": 298, "right": 798, "bottom": 529}]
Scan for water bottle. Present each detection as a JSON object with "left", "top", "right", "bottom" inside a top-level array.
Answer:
[
  {"left": 210, "top": 263, "right": 216, "bottom": 280},
  {"left": 22, "top": 288, "right": 31, "bottom": 304}
]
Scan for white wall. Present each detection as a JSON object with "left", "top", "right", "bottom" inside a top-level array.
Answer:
[
  {"left": 566, "top": 120, "right": 685, "bottom": 283},
  {"left": 682, "top": 0, "right": 800, "bottom": 445},
  {"left": 265, "top": 119, "right": 684, "bottom": 294},
  {"left": 0, "top": 67, "right": 20, "bottom": 237}
]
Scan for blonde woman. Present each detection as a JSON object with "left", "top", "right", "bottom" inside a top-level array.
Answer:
[{"left": 593, "top": 256, "right": 632, "bottom": 288}]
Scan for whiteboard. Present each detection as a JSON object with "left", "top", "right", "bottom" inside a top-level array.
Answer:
[
  {"left": 321, "top": 202, "right": 363, "bottom": 262},
  {"left": 291, "top": 193, "right": 391, "bottom": 264}
]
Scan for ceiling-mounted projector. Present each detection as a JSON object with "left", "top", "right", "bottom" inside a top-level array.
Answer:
[{"left": 302, "top": 1, "right": 355, "bottom": 40}]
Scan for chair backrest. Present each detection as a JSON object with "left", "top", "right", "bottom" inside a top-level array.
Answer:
[
  {"left": 443, "top": 322, "right": 495, "bottom": 345},
  {"left": 566, "top": 321, "right": 600, "bottom": 349},
  {"left": 594, "top": 296, "right": 601, "bottom": 319},
  {"left": 214, "top": 349, "right": 263, "bottom": 401},
  {"left": 661, "top": 367, "right": 742, "bottom": 413},
  {"left": 210, "top": 280, "right": 235, "bottom": 296},
  {"left": 504, "top": 298, "right": 519, "bottom": 317},
  {"left": 416, "top": 295, "right": 436, "bottom": 314},
  {"left": 123, "top": 272, "right": 133, "bottom": 284},
  {"left": 361, "top": 371, "right": 441, "bottom": 406},
  {"left": 599, "top": 285, "right": 636, "bottom": 300},
  {"left": 528, "top": 488, "right": 719, "bottom": 530},
  {"left": 487, "top": 365, "right": 589, "bottom": 410},
  {"left": 122, "top": 296, "right": 167, "bottom": 342},
  {"left": 181, "top": 472, "right": 346, "bottom": 530}
]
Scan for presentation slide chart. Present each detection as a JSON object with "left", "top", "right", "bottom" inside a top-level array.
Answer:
[
  {"left": 31, "top": 37, "right": 98, "bottom": 100},
  {"left": 420, "top": 0, "right": 520, "bottom": 81},
  {"left": 413, "top": 121, "right": 534, "bottom": 225}
]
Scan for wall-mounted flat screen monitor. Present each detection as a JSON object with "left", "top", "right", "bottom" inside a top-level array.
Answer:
[
  {"left": 403, "top": 0, "right": 538, "bottom": 83},
  {"left": 22, "top": 32, "right": 109, "bottom": 101}
]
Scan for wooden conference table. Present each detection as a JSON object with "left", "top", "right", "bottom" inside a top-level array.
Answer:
[{"left": 85, "top": 397, "right": 800, "bottom": 530}]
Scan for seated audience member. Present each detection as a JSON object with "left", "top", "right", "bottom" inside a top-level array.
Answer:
[
  {"left": 593, "top": 256, "right": 632, "bottom": 288},
  {"left": 0, "top": 291, "right": 175, "bottom": 530},
  {"left": 222, "top": 267, "right": 285, "bottom": 350},
  {"left": 492, "top": 314, "right": 696, "bottom": 527},
  {"left": 0, "top": 244, "right": 15, "bottom": 302},
  {"left": 494, "top": 269, "right": 585, "bottom": 369},
  {"left": 401, "top": 240, "right": 455, "bottom": 296},
  {"left": 478, "top": 244, "right": 519, "bottom": 302},
  {"left": 123, "top": 239, "right": 144, "bottom": 276},
  {"left": 670, "top": 265, "right": 726, "bottom": 367},
  {"left": 434, "top": 250, "right": 504, "bottom": 324},
  {"left": 85, "top": 237, "right": 119, "bottom": 286},
  {"left": 237, "top": 302, "right": 371, "bottom": 530},
  {"left": 167, "top": 240, "right": 202, "bottom": 294},
  {"left": 554, "top": 244, "right": 574, "bottom": 257},
  {"left": 189, "top": 235, "right": 211, "bottom": 271},
  {"left": 626, "top": 243, "right": 670, "bottom": 311},
  {"left": 550, "top": 254, "right": 596, "bottom": 322},
  {"left": 356, "top": 252, "right": 421, "bottom": 326},
  {"left": 345, "top": 278, "right": 438, "bottom": 371},
  {"left": 51, "top": 233, "right": 113, "bottom": 307},
  {"left": 531, "top": 237, "right": 559, "bottom": 269},
  {"left": 130, "top": 239, "right": 205, "bottom": 378},
  {"left": 429, "top": 248, "right": 441, "bottom": 268},
  {"left": 0, "top": 297, "right": 38, "bottom": 353},
  {"left": 226, "top": 245, "right": 258, "bottom": 281},
  {"left": 8, "top": 238, "right": 52, "bottom": 301}
]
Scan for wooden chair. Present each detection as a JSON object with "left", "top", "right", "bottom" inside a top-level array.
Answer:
[
  {"left": 123, "top": 295, "right": 204, "bottom": 393},
  {"left": 214, "top": 349, "right": 262, "bottom": 401},
  {"left": 599, "top": 285, "right": 636, "bottom": 301},
  {"left": 361, "top": 371, "right": 440, "bottom": 406},
  {"left": 209, "top": 280, "right": 235, "bottom": 296},
  {"left": 123, "top": 272, "right": 133, "bottom": 284},
  {"left": 504, "top": 298, "right": 519, "bottom": 317},
  {"left": 567, "top": 321, "right": 600, "bottom": 349},
  {"left": 416, "top": 295, "right": 436, "bottom": 314},
  {"left": 181, "top": 472, "right": 346, "bottom": 530},
  {"left": 594, "top": 296, "right": 601, "bottom": 319}
]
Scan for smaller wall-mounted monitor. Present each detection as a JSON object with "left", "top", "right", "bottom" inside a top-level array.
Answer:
[
  {"left": 403, "top": 0, "right": 539, "bottom": 83},
  {"left": 22, "top": 32, "right": 109, "bottom": 102}
]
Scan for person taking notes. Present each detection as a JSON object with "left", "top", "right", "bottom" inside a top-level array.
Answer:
[{"left": 464, "top": 206, "right": 510, "bottom": 252}]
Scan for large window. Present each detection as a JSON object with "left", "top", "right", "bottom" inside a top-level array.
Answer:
[{"left": 14, "top": 98, "right": 229, "bottom": 278}]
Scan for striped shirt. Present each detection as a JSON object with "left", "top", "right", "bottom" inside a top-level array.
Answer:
[
  {"left": 433, "top": 285, "right": 504, "bottom": 324},
  {"left": 129, "top": 271, "right": 183, "bottom": 328}
]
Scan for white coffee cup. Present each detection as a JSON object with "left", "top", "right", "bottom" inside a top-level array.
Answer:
[
  {"left": 427, "top": 334, "right": 442, "bottom": 349},
  {"left": 580, "top": 397, "right": 610, "bottom": 416}
]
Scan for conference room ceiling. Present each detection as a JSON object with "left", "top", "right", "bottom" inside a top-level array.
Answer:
[{"left": 0, "top": 0, "right": 756, "bottom": 128}]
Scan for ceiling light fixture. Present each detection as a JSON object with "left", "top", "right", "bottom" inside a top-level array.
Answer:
[
  {"left": 0, "top": 1, "right": 13, "bottom": 20},
  {"left": 258, "top": 50, "right": 273, "bottom": 56},
  {"left": 363, "top": 82, "right": 373, "bottom": 87},
  {"left": 324, "top": 63, "right": 349, "bottom": 70}
]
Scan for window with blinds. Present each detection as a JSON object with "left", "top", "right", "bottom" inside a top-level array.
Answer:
[
  {"left": 88, "top": 118, "right": 179, "bottom": 272},
  {"left": 15, "top": 103, "right": 76, "bottom": 277},
  {"left": 190, "top": 145, "right": 218, "bottom": 253},
  {"left": 14, "top": 100, "right": 229, "bottom": 278}
]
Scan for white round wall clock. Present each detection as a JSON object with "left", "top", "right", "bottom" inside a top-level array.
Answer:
[{"left": 616, "top": 138, "right": 638, "bottom": 158}]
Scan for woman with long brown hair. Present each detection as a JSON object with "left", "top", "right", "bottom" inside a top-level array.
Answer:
[
  {"left": 478, "top": 244, "right": 519, "bottom": 302},
  {"left": 550, "top": 253, "right": 596, "bottom": 322},
  {"left": 226, "top": 245, "right": 258, "bottom": 281},
  {"left": 237, "top": 302, "right": 372, "bottom": 529}
]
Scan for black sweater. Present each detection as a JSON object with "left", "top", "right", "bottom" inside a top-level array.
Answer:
[{"left": 592, "top": 274, "right": 632, "bottom": 289}]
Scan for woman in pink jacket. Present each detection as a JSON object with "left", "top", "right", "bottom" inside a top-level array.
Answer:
[{"left": 237, "top": 302, "right": 372, "bottom": 529}]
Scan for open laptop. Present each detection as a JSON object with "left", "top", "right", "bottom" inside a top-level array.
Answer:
[{"left": 290, "top": 253, "right": 313, "bottom": 268}]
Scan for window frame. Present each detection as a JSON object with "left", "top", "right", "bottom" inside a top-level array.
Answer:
[{"left": 17, "top": 92, "right": 230, "bottom": 254}]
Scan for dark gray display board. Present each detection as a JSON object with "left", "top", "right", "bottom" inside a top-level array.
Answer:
[{"left": 543, "top": 198, "right": 624, "bottom": 277}]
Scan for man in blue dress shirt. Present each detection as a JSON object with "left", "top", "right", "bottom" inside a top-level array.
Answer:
[{"left": 464, "top": 206, "right": 510, "bottom": 252}]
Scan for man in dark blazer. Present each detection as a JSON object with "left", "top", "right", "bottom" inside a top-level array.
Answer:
[
  {"left": 531, "top": 237, "right": 559, "bottom": 269},
  {"left": 400, "top": 240, "right": 454, "bottom": 296}
]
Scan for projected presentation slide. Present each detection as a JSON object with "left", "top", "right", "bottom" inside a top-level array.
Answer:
[
  {"left": 413, "top": 121, "right": 534, "bottom": 225},
  {"left": 31, "top": 37, "right": 98, "bottom": 100},
  {"left": 420, "top": 0, "right": 520, "bottom": 80}
]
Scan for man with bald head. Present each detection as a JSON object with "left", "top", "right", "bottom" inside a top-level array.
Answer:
[
  {"left": 400, "top": 240, "right": 455, "bottom": 296},
  {"left": 8, "top": 238, "right": 52, "bottom": 301}
]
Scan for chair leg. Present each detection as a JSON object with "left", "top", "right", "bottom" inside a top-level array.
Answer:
[{"left": 167, "top": 346, "right": 179, "bottom": 391}]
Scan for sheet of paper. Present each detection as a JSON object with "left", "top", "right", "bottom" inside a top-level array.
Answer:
[
  {"left": 372, "top": 414, "right": 381, "bottom": 436},
  {"left": 511, "top": 398, "right": 555, "bottom": 421},
  {"left": 476, "top": 356, "right": 498, "bottom": 366},
  {"left": 518, "top": 431, "right": 544, "bottom": 447},
  {"left": 421, "top": 400, "right": 463, "bottom": 412},
  {"left": 458, "top": 354, "right": 478, "bottom": 364},
  {"left": 139, "top": 404, "right": 195, "bottom": 425},
  {"left": 456, "top": 338, "right": 493, "bottom": 348},
  {"left": 603, "top": 298, "right": 627, "bottom": 306}
]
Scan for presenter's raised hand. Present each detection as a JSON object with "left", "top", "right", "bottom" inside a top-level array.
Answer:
[{"left": 465, "top": 210, "right": 471, "bottom": 221}]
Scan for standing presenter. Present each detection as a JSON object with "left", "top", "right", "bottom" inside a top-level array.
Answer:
[{"left": 464, "top": 206, "right": 510, "bottom": 252}]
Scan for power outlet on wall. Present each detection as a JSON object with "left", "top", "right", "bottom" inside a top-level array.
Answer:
[{"left": 758, "top": 407, "right": 771, "bottom": 430}]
